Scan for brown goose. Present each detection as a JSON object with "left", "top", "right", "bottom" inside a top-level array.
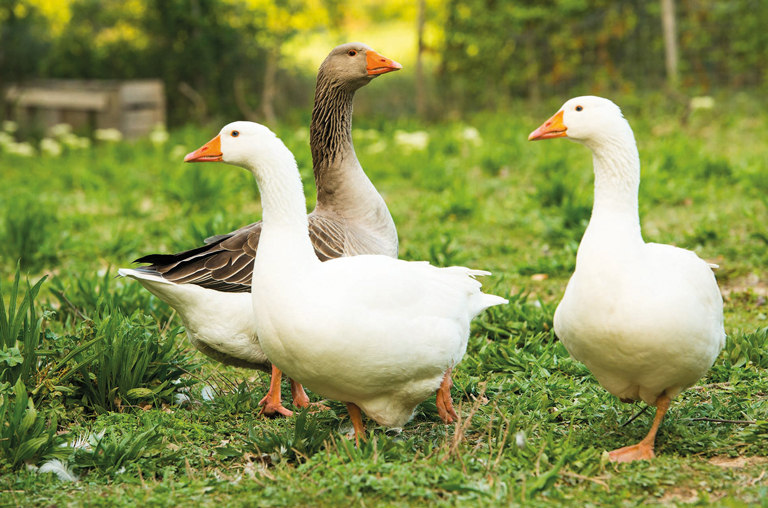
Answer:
[{"left": 120, "top": 43, "right": 467, "bottom": 420}]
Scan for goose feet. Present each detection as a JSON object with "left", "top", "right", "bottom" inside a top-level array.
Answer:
[
  {"left": 346, "top": 402, "right": 367, "bottom": 447},
  {"left": 608, "top": 441, "right": 655, "bottom": 462},
  {"left": 290, "top": 380, "right": 330, "bottom": 412},
  {"left": 436, "top": 368, "right": 459, "bottom": 424},
  {"left": 259, "top": 365, "right": 293, "bottom": 418},
  {"left": 290, "top": 379, "right": 310, "bottom": 409},
  {"left": 608, "top": 392, "right": 671, "bottom": 463}
]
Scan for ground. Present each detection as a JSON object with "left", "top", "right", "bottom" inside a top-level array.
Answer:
[{"left": 0, "top": 93, "right": 766, "bottom": 506}]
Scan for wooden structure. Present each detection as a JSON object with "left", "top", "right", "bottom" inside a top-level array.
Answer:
[{"left": 4, "top": 80, "right": 165, "bottom": 139}]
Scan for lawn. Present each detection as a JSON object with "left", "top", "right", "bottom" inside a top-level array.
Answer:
[{"left": 0, "top": 92, "right": 766, "bottom": 507}]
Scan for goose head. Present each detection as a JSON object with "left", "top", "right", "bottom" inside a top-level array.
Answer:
[
  {"left": 184, "top": 121, "right": 290, "bottom": 172},
  {"left": 528, "top": 96, "right": 633, "bottom": 149},
  {"left": 319, "top": 42, "right": 402, "bottom": 91}
]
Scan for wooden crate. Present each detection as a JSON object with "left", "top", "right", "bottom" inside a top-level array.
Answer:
[{"left": 4, "top": 80, "right": 165, "bottom": 139}]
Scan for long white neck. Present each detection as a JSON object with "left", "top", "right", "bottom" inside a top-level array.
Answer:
[
  {"left": 242, "top": 144, "right": 317, "bottom": 264},
  {"left": 573, "top": 125, "right": 645, "bottom": 272},
  {"left": 583, "top": 127, "right": 642, "bottom": 239}
]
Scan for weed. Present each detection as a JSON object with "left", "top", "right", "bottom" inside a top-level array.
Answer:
[
  {"left": 723, "top": 327, "right": 768, "bottom": 369},
  {"left": 234, "top": 410, "right": 332, "bottom": 464},
  {"left": 0, "top": 379, "right": 67, "bottom": 470},
  {"left": 74, "top": 311, "right": 199, "bottom": 413},
  {"left": 49, "top": 269, "right": 174, "bottom": 327},
  {"left": 70, "top": 423, "right": 172, "bottom": 476},
  {"left": 0, "top": 194, "right": 59, "bottom": 271}
]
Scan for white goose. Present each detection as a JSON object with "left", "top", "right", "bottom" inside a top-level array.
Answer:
[
  {"left": 529, "top": 96, "right": 725, "bottom": 463},
  {"left": 119, "top": 43, "right": 409, "bottom": 418},
  {"left": 184, "top": 121, "right": 507, "bottom": 442}
]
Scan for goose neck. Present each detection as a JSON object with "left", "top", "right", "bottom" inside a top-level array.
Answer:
[
  {"left": 587, "top": 135, "right": 641, "bottom": 225},
  {"left": 246, "top": 151, "right": 310, "bottom": 237},
  {"left": 310, "top": 73, "right": 356, "bottom": 195}
]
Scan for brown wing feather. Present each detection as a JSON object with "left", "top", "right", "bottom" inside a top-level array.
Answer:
[
  {"left": 133, "top": 215, "right": 348, "bottom": 293},
  {"left": 307, "top": 214, "right": 346, "bottom": 261}
]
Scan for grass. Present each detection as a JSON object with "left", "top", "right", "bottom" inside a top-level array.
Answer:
[{"left": 0, "top": 92, "right": 766, "bottom": 506}]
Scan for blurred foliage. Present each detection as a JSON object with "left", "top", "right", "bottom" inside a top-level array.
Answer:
[
  {"left": 440, "top": 0, "right": 768, "bottom": 109},
  {"left": 3, "top": 0, "right": 767, "bottom": 124},
  {"left": 0, "top": 0, "right": 339, "bottom": 124}
]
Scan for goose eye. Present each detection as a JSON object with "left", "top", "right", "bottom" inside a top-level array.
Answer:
[
  {"left": 231, "top": 130, "right": 240, "bottom": 137},
  {"left": 576, "top": 106, "right": 583, "bottom": 112},
  {"left": 348, "top": 50, "right": 357, "bottom": 57}
]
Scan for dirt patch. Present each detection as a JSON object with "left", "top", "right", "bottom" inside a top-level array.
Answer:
[
  {"left": 720, "top": 273, "right": 768, "bottom": 298},
  {"left": 708, "top": 455, "right": 768, "bottom": 468}
]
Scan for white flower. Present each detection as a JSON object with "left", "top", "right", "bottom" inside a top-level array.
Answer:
[
  {"left": 49, "top": 123, "right": 72, "bottom": 138},
  {"left": 690, "top": 96, "right": 715, "bottom": 110},
  {"left": 394, "top": 130, "right": 429, "bottom": 152},
  {"left": 170, "top": 145, "right": 187, "bottom": 161},
  {"left": 515, "top": 431, "right": 526, "bottom": 449},
  {"left": 60, "top": 133, "right": 90, "bottom": 149},
  {"left": 59, "top": 133, "right": 78, "bottom": 147},
  {"left": 294, "top": 127, "right": 309, "bottom": 142},
  {"left": 7, "top": 142, "right": 36, "bottom": 157},
  {"left": 366, "top": 140, "right": 387, "bottom": 155},
  {"left": 2, "top": 120, "right": 17, "bottom": 133},
  {"left": 0, "top": 132, "right": 14, "bottom": 147},
  {"left": 40, "top": 138, "right": 62, "bottom": 157},
  {"left": 353, "top": 129, "right": 380, "bottom": 141},
  {"left": 38, "top": 459, "right": 79, "bottom": 482},
  {"left": 150, "top": 130, "right": 169, "bottom": 145},
  {"left": 150, "top": 123, "right": 169, "bottom": 145},
  {"left": 94, "top": 128, "right": 123, "bottom": 142},
  {"left": 174, "top": 393, "right": 191, "bottom": 405},
  {"left": 460, "top": 126, "right": 483, "bottom": 146}
]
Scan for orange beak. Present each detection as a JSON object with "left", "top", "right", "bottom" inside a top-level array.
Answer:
[
  {"left": 184, "top": 135, "right": 222, "bottom": 162},
  {"left": 528, "top": 111, "right": 567, "bottom": 141},
  {"left": 366, "top": 50, "right": 402, "bottom": 76}
]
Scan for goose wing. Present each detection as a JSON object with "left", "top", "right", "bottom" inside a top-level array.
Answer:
[{"left": 132, "top": 215, "right": 349, "bottom": 292}]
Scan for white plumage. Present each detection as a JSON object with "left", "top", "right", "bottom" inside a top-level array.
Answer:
[
  {"left": 530, "top": 96, "right": 725, "bottom": 462},
  {"left": 116, "top": 268, "right": 265, "bottom": 367},
  {"left": 213, "top": 121, "right": 507, "bottom": 437}
]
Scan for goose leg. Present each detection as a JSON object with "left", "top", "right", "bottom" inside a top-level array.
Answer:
[
  {"left": 435, "top": 368, "right": 459, "bottom": 424},
  {"left": 608, "top": 392, "right": 671, "bottom": 463},
  {"left": 290, "top": 379, "right": 310, "bottom": 409},
  {"left": 258, "top": 365, "right": 293, "bottom": 418},
  {"left": 290, "top": 380, "right": 331, "bottom": 413},
  {"left": 346, "top": 402, "right": 366, "bottom": 446}
]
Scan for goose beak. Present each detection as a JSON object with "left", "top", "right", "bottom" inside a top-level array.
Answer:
[
  {"left": 528, "top": 111, "right": 567, "bottom": 141},
  {"left": 184, "top": 135, "right": 222, "bottom": 162},
  {"left": 366, "top": 50, "right": 402, "bottom": 76}
]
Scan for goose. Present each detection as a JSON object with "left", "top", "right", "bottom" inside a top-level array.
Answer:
[
  {"left": 119, "top": 43, "right": 408, "bottom": 418},
  {"left": 528, "top": 96, "right": 725, "bottom": 463},
  {"left": 182, "top": 121, "right": 507, "bottom": 443}
]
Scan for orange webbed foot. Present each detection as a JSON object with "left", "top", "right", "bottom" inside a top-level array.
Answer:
[
  {"left": 608, "top": 442, "right": 655, "bottom": 463},
  {"left": 289, "top": 380, "right": 329, "bottom": 412}
]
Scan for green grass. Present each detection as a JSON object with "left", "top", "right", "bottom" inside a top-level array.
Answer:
[{"left": 0, "top": 93, "right": 767, "bottom": 506}]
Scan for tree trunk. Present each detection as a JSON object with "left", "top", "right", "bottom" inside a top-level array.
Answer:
[
  {"left": 661, "top": 0, "right": 679, "bottom": 88},
  {"left": 178, "top": 82, "right": 208, "bottom": 123},
  {"left": 525, "top": 27, "right": 541, "bottom": 105},
  {"left": 415, "top": 0, "right": 427, "bottom": 118},
  {"left": 261, "top": 42, "right": 279, "bottom": 125}
]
